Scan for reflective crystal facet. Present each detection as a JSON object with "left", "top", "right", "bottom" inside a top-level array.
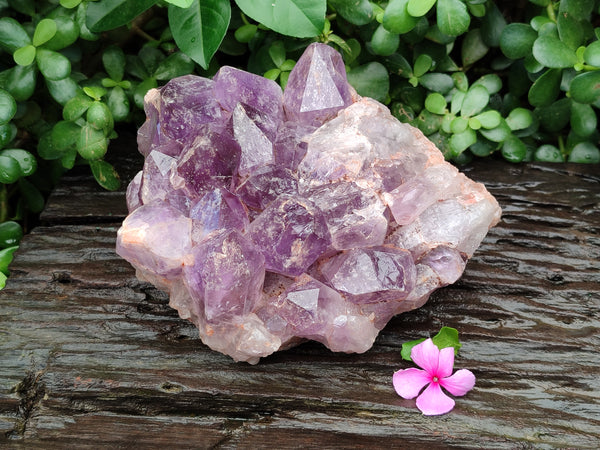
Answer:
[{"left": 116, "top": 43, "right": 502, "bottom": 363}]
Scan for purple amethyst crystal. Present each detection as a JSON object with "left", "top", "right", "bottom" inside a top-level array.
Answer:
[
  {"left": 246, "top": 195, "right": 331, "bottom": 277},
  {"left": 116, "top": 43, "right": 502, "bottom": 363}
]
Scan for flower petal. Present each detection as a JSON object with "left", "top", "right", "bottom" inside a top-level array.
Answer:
[
  {"left": 416, "top": 382, "right": 455, "bottom": 415},
  {"left": 437, "top": 346, "right": 455, "bottom": 378},
  {"left": 393, "top": 368, "right": 431, "bottom": 399},
  {"left": 440, "top": 368, "right": 476, "bottom": 397},
  {"left": 410, "top": 338, "right": 439, "bottom": 374}
]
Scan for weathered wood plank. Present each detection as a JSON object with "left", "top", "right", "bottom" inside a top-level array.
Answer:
[{"left": 1, "top": 140, "right": 599, "bottom": 448}]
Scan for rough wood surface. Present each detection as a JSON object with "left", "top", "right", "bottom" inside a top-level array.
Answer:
[{"left": 1, "top": 133, "right": 599, "bottom": 448}]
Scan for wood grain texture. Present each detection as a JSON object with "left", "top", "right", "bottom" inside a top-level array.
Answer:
[{"left": 1, "top": 135, "right": 599, "bottom": 448}]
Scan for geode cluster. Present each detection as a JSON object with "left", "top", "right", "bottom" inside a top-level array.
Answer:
[{"left": 116, "top": 43, "right": 501, "bottom": 363}]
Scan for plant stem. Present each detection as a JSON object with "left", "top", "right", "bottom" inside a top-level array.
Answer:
[
  {"left": 0, "top": 185, "right": 8, "bottom": 223},
  {"left": 547, "top": 2, "right": 557, "bottom": 23}
]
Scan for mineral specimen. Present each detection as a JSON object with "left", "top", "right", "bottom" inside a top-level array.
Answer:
[{"left": 117, "top": 43, "right": 501, "bottom": 363}]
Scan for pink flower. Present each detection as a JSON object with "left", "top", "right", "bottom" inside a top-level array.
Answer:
[{"left": 393, "top": 338, "right": 475, "bottom": 415}]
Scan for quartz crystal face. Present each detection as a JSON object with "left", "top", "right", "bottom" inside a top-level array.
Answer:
[{"left": 116, "top": 43, "right": 502, "bottom": 363}]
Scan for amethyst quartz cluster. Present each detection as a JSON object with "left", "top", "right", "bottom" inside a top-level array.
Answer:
[{"left": 116, "top": 43, "right": 501, "bottom": 364}]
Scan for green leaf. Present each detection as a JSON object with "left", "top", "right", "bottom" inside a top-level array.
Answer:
[
  {"left": 51, "top": 120, "right": 81, "bottom": 152},
  {"left": 559, "top": 0, "right": 595, "bottom": 21},
  {"left": 506, "top": 108, "right": 533, "bottom": 131},
  {"left": 425, "top": 92, "right": 446, "bottom": 114},
  {"left": 347, "top": 62, "right": 389, "bottom": 102},
  {"left": 164, "top": 0, "right": 194, "bottom": 6},
  {"left": 43, "top": 16, "right": 80, "bottom": 51},
  {"left": 18, "top": 178, "right": 45, "bottom": 213},
  {"left": 462, "top": 28, "right": 488, "bottom": 68},
  {"left": 76, "top": 2, "right": 100, "bottom": 41},
  {"left": 3, "top": 64, "right": 36, "bottom": 102},
  {"left": 0, "top": 245, "right": 18, "bottom": 277},
  {"left": 499, "top": 23, "right": 537, "bottom": 59},
  {"left": 449, "top": 91, "right": 465, "bottom": 116},
  {"left": 583, "top": 41, "right": 600, "bottom": 66},
  {"left": 0, "top": 89, "right": 16, "bottom": 125},
  {"left": 467, "top": 3, "right": 485, "bottom": 18},
  {"left": 0, "top": 123, "right": 16, "bottom": 150},
  {"left": 431, "top": 327, "right": 462, "bottom": 355},
  {"left": 413, "top": 54, "right": 432, "bottom": 78},
  {"left": 13, "top": 45, "right": 36, "bottom": 66},
  {"left": 437, "top": 0, "right": 470, "bottom": 36},
  {"left": 37, "top": 131, "right": 63, "bottom": 160},
  {"left": 134, "top": 77, "right": 158, "bottom": 110},
  {"left": 530, "top": 15, "right": 553, "bottom": 32},
  {"left": 169, "top": 0, "right": 231, "bottom": 70},
  {"left": 524, "top": 52, "right": 544, "bottom": 73},
  {"left": 479, "top": 118, "right": 511, "bottom": 142},
  {"left": 470, "top": 138, "right": 495, "bottom": 157},
  {"left": 557, "top": 10, "right": 584, "bottom": 50},
  {"left": 570, "top": 102, "right": 597, "bottom": 137},
  {"left": 0, "top": 221, "right": 23, "bottom": 247},
  {"left": 61, "top": 148, "right": 78, "bottom": 170},
  {"left": 61, "top": 0, "right": 83, "bottom": 8},
  {"left": 370, "top": 24, "right": 400, "bottom": 56},
  {"left": 480, "top": 2, "right": 506, "bottom": 47},
  {"left": 0, "top": 17, "right": 31, "bottom": 53},
  {"left": 391, "top": 102, "right": 415, "bottom": 122},
  {"left": 263, "top": 68, "right": 280, "bottom": 80},
  {"left": 401, "top": 337, "right": 426, "bottom": 360},
  {"left": 280, "top": 59, "right": 296, "bottom": 72},
  {"left": 449, "top": 127, "right": 477, "bottom": 155},
  {"left": 86, "top": 0, "right": 156, "bottom": 32},
  {"left": 330, "top": 0, "right": 373, "bottom": 26},
  {"left": 0, "top": 149, "right": 36, "bottom": 176},
  {"left": 33, "top": 19, "right": 57, "bottom": 47},
  {"left": 401, "top": 327, "right": 462, "bottom": 362},
  {"left": 83, "top": 87, "right": 106, "bottom": 102},
  {"left": 532, "top": 35, "right": 577, "bottom": 69},
  {"left": 407, "top": 0, "right": 436, "bottom": 17},
  {"left": 534, "top": 144, "right": 564, "bottom": 162},
  {"left": 103, "top": 46, "right": 126, "bottom": 82},
  {"left": 107, "top": 86, "right": 130, "bottom": 122},
  {"left": 153, "top": 52, "right": 195, "bottom": 80},
  {"left": 452, "top": 72, "right": 468, "bottom": 92},
  {"left": 535, "top": 98, "right": 571, "bottom": 132},
  {"left": 78, "top": 124, "right": 108, "bottom": 160},
  {"left": 528, "top": 68, "right": 562, "bottom": 107},
  {"left": 46, "top": 77, "right": 80, "bottom": 106},
  {"left": 269, "top": 41, "right": 286, "bottom": 68},
  {"left": 89, "top": 159, "right": 121, "bottom": 191},
  {"left": 36, "top": 48, "right": 71, "bottom": 81},
  {"left": 0, "top": 155, "right": 22, "bottom": 183},
  {"left": 235, "top": 0, "right": 325, "bottom": 38},
  {"left": 451, "top": 116, "right": 469, "bottom": 133},
  {"left": 8, "top": 0, "right": 35, "bottom": 16},
  {"left": 86, "top": 101, "right": 113, "bottom": 133},
  {"left": 234, "top": 24, "right": 257, "bottom": 43},
  {"left": 474, "top": 110, "right": 502, "bottom": 129},
  {"left": 472, "top": 74, "right": 502, "bottom": 95},
  {"left": 468, "top": 117, "right": 481, "bottom": 130},
  {"left": 568, "top": 142, "right": 600, "bottom": 163},
  {"left": 383, "top": 0, "right": 417, "bottom": 34},
  {"left": 63, "top": 95, "right": 93, "bottom": 121},
  {"left": 501, "top": 135, "right": 526, "bottom": 162},
  {"left": 461, "top": 85, "right": 489, "bottom": 117},
  {"left": 569, "top": 71, "right": 600, "bottom": 104},
  {"left": 419, "top": 73, "right": 454, "bottom": 94}
]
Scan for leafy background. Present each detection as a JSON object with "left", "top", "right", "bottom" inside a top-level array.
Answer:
[{"left": 0, "top": 0, "right": 599, "bottom": 286}]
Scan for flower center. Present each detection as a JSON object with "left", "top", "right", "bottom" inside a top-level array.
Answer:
[{"left": 432, "top": 376, "right": 439, "bottom": 383}]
